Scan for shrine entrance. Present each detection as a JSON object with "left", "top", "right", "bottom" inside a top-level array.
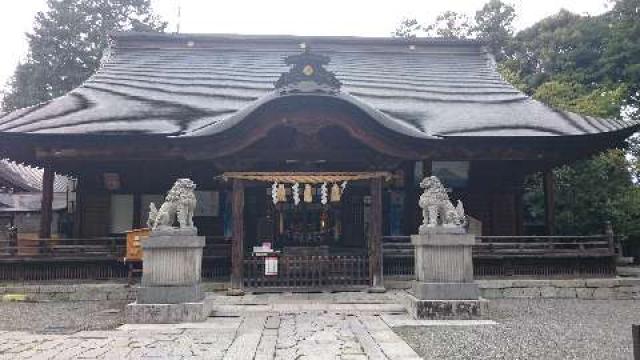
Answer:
[{"left": 223, "top": 172, "right": 387, "bottom": 293}]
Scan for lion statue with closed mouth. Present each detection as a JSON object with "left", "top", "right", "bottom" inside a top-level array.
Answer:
[{"left": 147, "top": 178, "right": 197, "bottom": 231}]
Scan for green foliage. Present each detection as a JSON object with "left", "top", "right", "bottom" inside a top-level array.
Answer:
[
  {"left": 393, "top": 18, "right": 421, "bottom": 39},
  {"left": 2, "top": 0, "right": 165, "bottom": 111},
  {"left": 474, "top": 0, "right": 516, "bottom": 59},
  {"left": 512, "top": 0, "right": 640, "bottom": 238},
  {"left": 524, "top": 150, "right": 640, "bottom": 237},
  {"left": 426, "top": 11, "right": 475, "bottom": 39},
  {"left": 392, "top": 0, "right": 516, "bottom": 48},
  {"left": 396, "top": 0, "right": 640, "bottom": 238},
  {"left": 554, "top": 150, "right": 637, "bottom": 235},
  {"left": 532, "top": 81, "right": 627, "bottom": 118}
]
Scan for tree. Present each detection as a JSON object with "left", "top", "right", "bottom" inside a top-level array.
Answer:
[
  {"left": 393, "top": 18, "right": 421, "bottom": 39},
  {"left": 2, "top": 0, "right": 166, "bottom": 112},
  {"left": 426, "top": 11, "right": 475, "bottom": 39},
  {"left": 524, "top": 150, "right": 640, "bottom": 237},
  {"left": 474, "top": 0, "right": 516, "bottom": 59},
  {"left": 394, "top": 1, "right": 640, "bottom": 241}
]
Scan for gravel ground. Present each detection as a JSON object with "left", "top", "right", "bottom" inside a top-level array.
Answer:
[
  {"left": 0, "top": 300, "right": 127, "bottom": 334},
  {"left": 394, "top": 299, "right": 640, "bottom": 360}
]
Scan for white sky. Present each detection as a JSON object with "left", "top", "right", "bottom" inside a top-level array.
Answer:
[{"left": 0, "top": 0, "right": 611, "bottom": 97}]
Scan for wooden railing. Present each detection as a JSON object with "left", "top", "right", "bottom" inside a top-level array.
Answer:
[
  {"left": 244, "top": 255, "right": 369, "bottom": 290},
  {"left": 382, "top": 234, "right": 617, "bottom": 279},
  {"left": 474, "top": 235, "right": 615, "bottom": 258},
  {"left": 0, "top": 237, "right": 126, "bottom": 260}
]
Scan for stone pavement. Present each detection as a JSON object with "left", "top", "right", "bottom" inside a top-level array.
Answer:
[{"left": 0, "top": 292, "right": 422, "bottom": 359}]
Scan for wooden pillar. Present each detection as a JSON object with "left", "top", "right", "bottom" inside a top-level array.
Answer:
[
  {"left": 72, "top": 177, "right": 82, "bottom": 238},
  {"left": 132, "top": 193, "right": 142, "bottom": 229},
  {"left": 403, "top": 162, "right": 416, "bottom": 235},
  {"left": 39, "top": 165, "right": 55, "bottom": 239},
  {"left": 543, "top": 169, "right": 555, "bottom": 235},
  {"left": 368, "top": 176, "right": 385, "bottom": 292},
  {"left": 416, "top": 160, "right": 432, "bottom": 233},
  {"left": 422, "top": 160, "right": 432, "bottom": 177},
  {"left": 229, "top": 179, "right": 245, "bottom": 295},
  {"left": 514, "top": 173, "right": 525, "bottom": 236}
]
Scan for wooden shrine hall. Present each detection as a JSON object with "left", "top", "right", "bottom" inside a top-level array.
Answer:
[{"left": 0, "top": 33, "right": 637, "bottom": 290}]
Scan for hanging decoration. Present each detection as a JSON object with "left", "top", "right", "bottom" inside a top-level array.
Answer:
[
  {"left": 277, "top": 183, "right": 287, "bottom": 202},
  {"left": 304, "top": 184, "right": 313, "bottom": 203},
  {"left": 330, "top": 183, "right": 341, "bottom": 202},
  {"left": 292, "top": 183, "right": 300, "bottom": 205},
  {"left": 271, "top": 182, "right": 279, "bottom": 204},
  {"left": 223, "top": 173, "right": 381, "bottom": 207},
  {"left": 320, "top": 182, "right": 328, "bottom": 205}
]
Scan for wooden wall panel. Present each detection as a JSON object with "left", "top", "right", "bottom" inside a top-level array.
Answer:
[{"left": 80, "top": 194, "right": 111, "bottom": 238}]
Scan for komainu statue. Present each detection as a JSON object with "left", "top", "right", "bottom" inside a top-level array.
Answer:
[
  {"left": 418, "top": 176, "right": 467, "bottom": 233},
  {"left": 147, "top": 178, "right": 197, "bottom": 231}
]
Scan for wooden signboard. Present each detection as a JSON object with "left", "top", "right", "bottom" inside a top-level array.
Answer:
[{"left": 125, "top": 228, "right": 151, "bottom": 261}]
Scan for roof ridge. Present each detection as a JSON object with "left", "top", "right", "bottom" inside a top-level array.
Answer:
[{"left": 110, "top": 32, "right": 486, "bottom": 47}]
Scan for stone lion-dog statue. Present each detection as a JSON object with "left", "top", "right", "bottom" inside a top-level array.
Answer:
[
  {"left": 418, "top": 176, "right": 466, "bottom": 233},
  {"left": 147, "top": 178, "right": 197, "bottom": 230}
]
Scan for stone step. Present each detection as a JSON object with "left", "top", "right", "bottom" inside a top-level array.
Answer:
[{"left": 210, "top": 303, "right": 407, "bottom": 316}]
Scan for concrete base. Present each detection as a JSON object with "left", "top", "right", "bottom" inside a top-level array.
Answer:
[
  {"left": 137, "top": 284, "right": 203, "bottom": 304},
  {"left": 413, "top": 281, "right": 480, "bottom": 300},
  {"left": 226, "top": 288, "right": 245, "bottom": 296},
  {"left": 367, "top": 286, "right": 387, "bottom": 294},
  {"left": 403, "top": 292, "right": 488, "bottom": 320},
  {"left": 126, "top": 301, "right": 208, "bottom": 324},
  {"left": 139, "top": 229, "right": 205, "bottom": 305}
]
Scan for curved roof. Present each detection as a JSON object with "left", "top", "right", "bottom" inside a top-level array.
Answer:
[
  {"left": 0, "top": 160, "right": 68, "bottom": 192},
  {"left": 0, "top": 32, "right": 637, "bottom": 138}
]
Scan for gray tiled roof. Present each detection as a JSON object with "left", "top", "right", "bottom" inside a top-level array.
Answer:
[
  {"left": 0, "top": 33, "right": 636, "bottom": 138},
  {"left": 0, "top": 160, "right": 68, "bottom": 192}
]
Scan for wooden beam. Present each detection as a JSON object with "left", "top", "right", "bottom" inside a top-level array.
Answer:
[
  {"left": 368, "top": 176, "right": 385, "bottom": 292},
  {"left": 229, "top": 179, "right": 245, "bottom": 295},
  {"left": 543, "top": 169, "right": 555, "bottom": 235},
  {"left": 38, "top": 165, "right": 55, "bottom": 239}
]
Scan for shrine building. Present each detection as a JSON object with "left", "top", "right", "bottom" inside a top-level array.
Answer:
[{"left": 0, "top": 33, "right": 637, "bottom": 291}]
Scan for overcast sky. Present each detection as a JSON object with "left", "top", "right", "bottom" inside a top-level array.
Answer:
[{"left": 0, "top": 0, "right": 611, "bottom": 97}]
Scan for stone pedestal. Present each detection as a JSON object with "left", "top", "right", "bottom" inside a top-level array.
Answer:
[
  {"left": 408, "top": 227, "right": 485, "bottom": 319},
  {"left": 127, "top": 228, "right": 208, "bottom": 323}
]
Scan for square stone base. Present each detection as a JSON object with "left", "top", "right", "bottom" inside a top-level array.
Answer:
[
  {"left": 126, "top": 301, "right": 208, "bottom": 323},
  {"left": 403, "top": 292, "right": 488, "bottom": 320},
  {"left": 413, "top": 281, "right": 480, "bottom": 300},
  {"left": 137, "top": 284, "right": 203, "bottom": 304}
]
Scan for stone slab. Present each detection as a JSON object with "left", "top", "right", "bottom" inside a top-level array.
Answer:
[
  {"left": 136, "top": 284, "right": 203, "bottom": 304},
  {"left": 403, "top": 292, "right": 488, "bottom": 320},
  {"left": 411, "top": 232, "right": 475, "bottom": 246},
  {"left": 142, "top": 234, "right": 205, "bottom": 249},
  {"left": 413, "top": 281, "right": 480, "bottom": 300},
  {"left": 125, "top": 301, "right": 208, "bottom": 324},
  {"left": 149, "top": 227, "right": 198, "bottom": 236}
]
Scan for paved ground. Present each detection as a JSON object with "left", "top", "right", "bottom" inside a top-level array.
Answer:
[
  {"left": 1, "top": 294, "right": 640, "bottom": 359},
  {"left": 0, "top": 300, "right": 127, "bottom": 334},
  {"left": 394, "top": 298, "right": 640, "bottom": 360},
  {"left": 0, "top": 292, "right": 419, "bottom": 359}
]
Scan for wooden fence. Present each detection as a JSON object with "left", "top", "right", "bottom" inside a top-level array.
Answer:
[
  {"left": 244, "top": 255, "right": 369, "bottom": 291},
  {"left": 0, "top": 233, "right": 618, "bottom": 282},
  {"left": 0, "top": 237, "right": 126, "bottom": 260},
  {"left": 383, "top": 234, "right": 617, "bottom": 279}
]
